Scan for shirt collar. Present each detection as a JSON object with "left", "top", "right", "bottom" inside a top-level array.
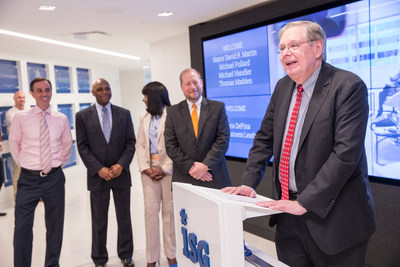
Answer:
[
  {"left": 95, "top": 102, "right": 111, "bottom": 110},
  {"left": 186, "top": 96, "right": 202, "bottom": 108},
  {"left": 297, "top": 62, "right": 322, "bottom": 96},
  {"left": 33, "top": 105, "right": 51, "bottom": 115}
]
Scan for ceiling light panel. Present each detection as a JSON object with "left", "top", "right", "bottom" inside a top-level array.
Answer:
[
  {"left": 157, "top": 11, "right": 174, "bottom": 17},
  {"left": 38, "top": 5, "right": 56, "bottom": 11}
]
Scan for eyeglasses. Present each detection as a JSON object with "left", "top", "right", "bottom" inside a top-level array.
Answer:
[{"left": 275, "top": 40, "right": 316, "bottom": 54}]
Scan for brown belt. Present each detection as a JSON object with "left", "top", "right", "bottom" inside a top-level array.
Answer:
[{"left": 150, "top": 154, "right": 160, "bottom": 160}]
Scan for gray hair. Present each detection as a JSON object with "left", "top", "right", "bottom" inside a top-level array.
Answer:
[{"left": 278, "top": 21, "right": 327, "bottom": 61}]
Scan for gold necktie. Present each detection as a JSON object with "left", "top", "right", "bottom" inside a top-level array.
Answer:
[{"left": 191, "top": 103, "right": 198, "bottom": 138}]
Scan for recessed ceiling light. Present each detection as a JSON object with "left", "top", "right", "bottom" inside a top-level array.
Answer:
[
  {"left": 71, "top": 31, "right": 108, "bottom": 40},
  {"left": 38, "top": 5, "right": 56, "bottom": 11},
  {"left": 157, "top": 11, "right": 174, "bottom": 17}
]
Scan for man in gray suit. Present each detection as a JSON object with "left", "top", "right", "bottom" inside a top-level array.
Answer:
[
  {"left": 164, "top": 68, "right": 231, "bottom": 189},
  {"left": 76, "top": 78, "right": 136, "bottom": 267},
  {"left": 223, "top": 21, "right": 376, "bottom": 266}
]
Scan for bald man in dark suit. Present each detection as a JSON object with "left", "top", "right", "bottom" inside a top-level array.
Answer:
[{"left": 76, "top": 78, "right": 136, "bottom": 267}]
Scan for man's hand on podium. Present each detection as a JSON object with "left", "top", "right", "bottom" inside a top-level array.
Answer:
[
  {"left": 222, "top": 185, "right": 307, "bottom": 215},
  {"left": 256, "top": 200, "right": 307, "bottom": 215},
  {"left": 220, "top": 185, "right": 256, "bottom": 198}
]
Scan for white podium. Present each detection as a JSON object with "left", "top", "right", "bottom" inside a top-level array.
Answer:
[{"left": 172, "top": 182, "right": 288, "bottom": 267}]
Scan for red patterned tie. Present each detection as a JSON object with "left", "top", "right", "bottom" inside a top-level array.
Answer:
[
  {"left": 40, "top": 111, "right": 52, "bottom": 174},
  {"left": 279, "top": 84, "right": 304, "bottom": 200}
]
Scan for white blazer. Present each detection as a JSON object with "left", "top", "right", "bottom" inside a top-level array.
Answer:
[{"left": 136, "top": 107, "right": 173, "bottom": 175}]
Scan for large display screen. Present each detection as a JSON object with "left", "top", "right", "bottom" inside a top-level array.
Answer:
[
  {"left": 203, "top": 0, "right": 400, "bottom": 182},
  {"left": 204, "top": 26, "right": 271, "bottom": 158}
]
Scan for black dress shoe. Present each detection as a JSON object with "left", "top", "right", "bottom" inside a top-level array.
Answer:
[
  {"left": 94, "top": 264, "right": 106, "bottom": 267},
  {"left": 0, "top": 212, "right": 6, "bottom": 216},
  {"left": 121, "top": 258, "right": 134, "bottom": 267}
]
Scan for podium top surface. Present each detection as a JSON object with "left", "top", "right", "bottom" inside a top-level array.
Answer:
[{"left": 173, "top": 182, "right": 282, "bottom": 219}]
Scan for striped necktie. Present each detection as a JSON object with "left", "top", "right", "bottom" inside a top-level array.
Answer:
[
  {"left": 40, "top": 111, "right": 52, "bottom": 174},
  {"left": 102, "top": 107, "right": 111, "bottom": 143},
  {"left": 279, "top": 84, "right": 304, "bottom": 200}
]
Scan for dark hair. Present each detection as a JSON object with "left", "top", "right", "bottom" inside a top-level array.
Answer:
[
  {"left": 142, "top": 81, "right": 171, "bottom": 116},
  {"left": 30, "top": 77, "right": 52, "bottom": 92}
]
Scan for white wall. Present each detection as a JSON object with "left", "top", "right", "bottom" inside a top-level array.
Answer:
[
  {"left": 150, "top": 32, "right": 191, "bottom": 105},
  {"left": 120, "top": 69, "right": 147, "bottom": 133},
  {"left": 119, "top": 68, "right": 147, "bottom": 249},
  {"left": 119, "top": 32, "right": 191, "bottom": 139}
]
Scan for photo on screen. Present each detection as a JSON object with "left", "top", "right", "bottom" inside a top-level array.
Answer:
[
  {"left": 27, "top": 62, "right": 48, "bottom": 83},
  {"left": 77, "top": 68, "right": 91, "bottom": 93},
  {"left": 55, "top": 65, "right": 71, "bottom": 94},
  {"left": 0, "top": 59, "right": 19, "bottom": 93},
  {"left": 57, "top": 104, "right": 74, "bottom": 129}
]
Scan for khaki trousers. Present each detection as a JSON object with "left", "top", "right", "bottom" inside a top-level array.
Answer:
[
  {"left": 141, "top": 158, "right": 176, "bottom": 263},
  {"left": 12, "top": 159, "right": 21, "bottom": 200}
]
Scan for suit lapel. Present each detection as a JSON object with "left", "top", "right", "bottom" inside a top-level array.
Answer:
[
  {"left": 298, "top": 62, "right": 331, "bottom": 149},
  {"left": 178, "top": 101, "right": 196, "bottom": 139},
  {"left": 275, "top": 80, "right": 296, "bottom": 153},
  {"left": 157, "top": 108, "right": 167, "bottom": 143},
  {"left": 90, "top": 105, "right": 107, "bottom": 143},
  {"left": 197, "top": 98, "right": 209, "bottom": 140},
  {"left": 109, "top": 104, "right": 118, "bottom": 143},
  {"left": 143, "top": 112, "right": 151, "bottom": 146}
]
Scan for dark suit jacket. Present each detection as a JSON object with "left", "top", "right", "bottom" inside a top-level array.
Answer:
[
  {"left": 76, "top": 104, "right": 136, "bottom": 191},
  {"left": 164, "top": 98, "right": 231, "bottom": 189},
  {"left": 242, "top": 62, "right": 376, "bottom": 255}
]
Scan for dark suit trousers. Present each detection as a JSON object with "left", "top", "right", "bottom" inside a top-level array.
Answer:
[
  {"left": 90, "top": 187, "right": 133, "bottom": 264},
  {"left": 14, "top": 168, "right": 65, "bottom": 267},
  {"left": 275, "top": 213, "right": 369, "bottom": 267}
]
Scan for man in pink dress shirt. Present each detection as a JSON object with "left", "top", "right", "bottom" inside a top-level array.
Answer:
[{"left": 9, "top": 77, "right": 72, "bottom": 267}]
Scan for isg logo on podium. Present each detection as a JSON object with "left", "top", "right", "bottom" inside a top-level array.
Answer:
[{"left": 179, "top": 209, "right": 210, "bottom": 267}]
